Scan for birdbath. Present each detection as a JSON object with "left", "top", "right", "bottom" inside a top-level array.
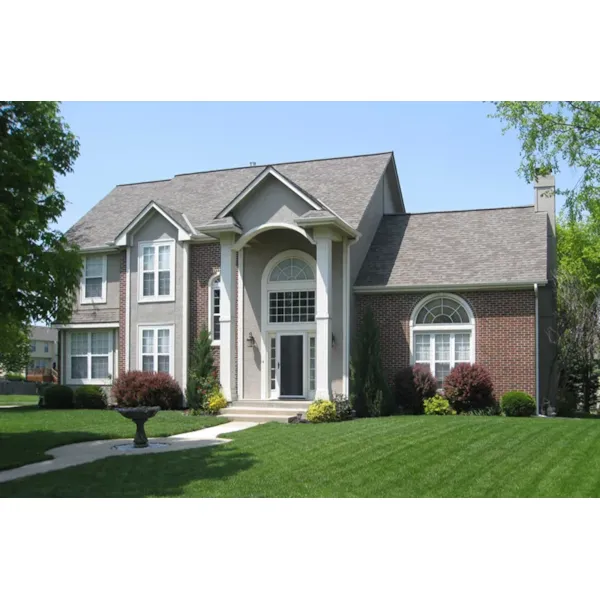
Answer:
[{"left": 115, "top": 406, "right": 161, "bottom": 448}]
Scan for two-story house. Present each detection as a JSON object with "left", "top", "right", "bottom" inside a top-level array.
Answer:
[{"left": 58, "top": 151, "right": 556, "bottom": 419}]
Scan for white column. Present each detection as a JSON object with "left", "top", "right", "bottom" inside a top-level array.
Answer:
[
  {"left": 315, "top": 230, "right": 333, "bottom": 399},
  {"left": 219, "top": 233, "right": 237, "bottom": 401}
]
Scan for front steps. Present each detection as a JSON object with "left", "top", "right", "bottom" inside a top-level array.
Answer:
[{"left": 220, "top": 400, "right": 312, "bottom": 423}]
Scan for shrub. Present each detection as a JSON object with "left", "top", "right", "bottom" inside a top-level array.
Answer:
[
  {"left": 74, "top": 385, "right": 107, "bottom": 409},
  {"left": 190, "top": 327, "right": 214, "bottom": 380},
  {"left": 501, "top": 391, "right": 536, "bottom": 417},
  {"left": 307, "top": 399, "right": 337, "bottom": 423},
  {"left": 394, "top": 364, "right": 437, "bottom": 414},
  {"left": 204, "top": 389, "right": 228, "bottom": 415},
  {"left": 112, "top": 371, "right": 184, "bottom": 410},
  {"left": 331, "top": 393, "right": 354, "bottom": 421},
  {"left": 44, "top": 384, "right": 75, "bottom": 409},
  {"left": 351, "top": 307, "right": 394, "bottom": 417},
  {"left": 443, "top": 363, "right": 495, "bottom": 413},
  {"left": 424, "top": 394, "right": 456, "bottom": 415},
  {"left": 5, "top": 372, "right": 26, "bottom": 382}
]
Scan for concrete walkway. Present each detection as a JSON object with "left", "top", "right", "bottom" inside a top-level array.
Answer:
[{"left": 0, "top": 421, "right": 260, "bottom": 484}]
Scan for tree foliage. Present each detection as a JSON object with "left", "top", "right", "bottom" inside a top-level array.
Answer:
[
  {"left": 0, "top": 101, "right": 82, "bottom": 330},
  {"left": 491, "top": 102, "right": 600, "bottom": 221},
  {"left": 351, "top": 308, "right": 394, "bottom": 417},
  {"left": 0, "top": 321, "right": 30, "bottom": 373}
]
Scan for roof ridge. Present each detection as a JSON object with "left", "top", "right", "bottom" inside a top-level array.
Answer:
[
  {"left": 173, "top": 150, "right": 394, "bottom": 179},
  {"left": 116, "top": 178, "right": 171, "bottom": 188},
  {"left": 386, "top": 204, "right": 535, "bottom": 217}
]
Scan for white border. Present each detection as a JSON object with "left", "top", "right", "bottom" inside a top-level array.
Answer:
[
  {"left": 137, "top": 239, "right": 176, "bottom": 303},
  {"left": 208, "top": 271, "right": 221, "bottom": 347},
  {"left": 232, "top": 222, "right": 315, "bottom": 251},
  {"left": 137, "top": 324, "right": 175, "bottom": 377},
  {"left": 55, "top": 322, "right": 120, "bottom": 329},
  {"left": 355, "top": 281, "right": 548, "bottom": 294},
  {"left": 409, "top": 293, "right": 476, "bottom": 370},
  {"left": 237, "top": 248, "right": 244, "bottom": 400},
  {"left": 66, "top": 328, "right": 115, "bottom": 385},
  {"left": 181, "top": 242, "right": 189, "bottom": 397},
  {"left": 80, "top": 254, "right": 107, "bottom": 304},
  {"left": 260, "top": 249, "right": 317, "bottom": 399}
]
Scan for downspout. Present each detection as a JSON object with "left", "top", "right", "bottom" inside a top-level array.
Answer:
[{"left": 534, "top": 283, "right": 540, "bottom": 415}]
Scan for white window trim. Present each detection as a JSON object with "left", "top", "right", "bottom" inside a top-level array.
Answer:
[
  {"left": 138, "top": 325, "right": 174, "bottom": 376},
  {"left": 80, "top": 255, "right": 107, "bottom": 304},
  {"left": 138, "top": 240, "right": 175, "bottom": 303},
  {"left": 66, "top": 329, "right": 114, "bottom": 385},
  {"left": 409, "top": 293, "right": 476, "bottom": 382},
  {"left": 208, "top": 271, "right": 221, "bottom": 347}
]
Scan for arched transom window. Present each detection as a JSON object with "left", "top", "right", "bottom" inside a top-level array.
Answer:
[
  {"left": 411, "top": 294, "right": 474, "bottom": 388},
  {"left": 267, "top": 256, "right": 315, "bottom": 323}
]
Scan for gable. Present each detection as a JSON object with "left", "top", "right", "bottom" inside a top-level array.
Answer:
[
  {"left": 232, "top": 175, "right": 316, "bottom": 231},
  {"left": 132, "top": 210, "right": 180, "bottom": 245}
]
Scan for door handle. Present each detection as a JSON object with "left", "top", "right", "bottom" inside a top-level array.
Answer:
[{"left": 277, "top": 362, "right": 280, "bottom": 369}]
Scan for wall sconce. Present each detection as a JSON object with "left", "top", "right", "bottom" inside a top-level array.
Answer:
[
  {"left": 246, "top": 332, "right": 255, "bottom": 348},
  {"left": 331, "top": 333, "right": 336, "bottom": 348}
]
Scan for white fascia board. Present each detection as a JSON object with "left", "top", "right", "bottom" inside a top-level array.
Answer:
[
  {"left": 54, "top": 322, "right": 120, "bottom": 329},
  {"left": 78, "top": 245, "right": 120, "bottom": 254},
  {"left": 195, "top": 223, "right": 243, "bottom": 238},
  {"left": 114, "top": 202, "right": 191, "bottom": 246},
  {"left": 295, "top": 215, "right": 360, "bottom": 240},
  {"left": 354, "top": 281, "right": 548, "bottom": 294}
]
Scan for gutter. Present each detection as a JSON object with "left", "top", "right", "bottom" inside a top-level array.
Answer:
[
  {"left": 354, "top": 281, "right": 548, "bottom": 294},
  {"left": 295, "top": 215, "right": 361, "bottom": 240},
  {"left": 534, "top": 283, "right": 540, "bottom": 415}
]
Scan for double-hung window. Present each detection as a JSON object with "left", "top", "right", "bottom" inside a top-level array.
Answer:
[
  {"left": 139, "top": 240, "right": 175, "bottom": 302},
  {"left": 81, "top": 255, "right": 107, "bottom": 303},
  {"left": 139, "top": 326, "right": 173, "bottom": 375},
  {"left": 68, "top": 330, "right": 113, "bottom": 384},
  {"left": 208, "top": 273, "right": 221, "bottom": 344},
  {"left": 411, "top": 294, "right": 474, "bottom": 389}
]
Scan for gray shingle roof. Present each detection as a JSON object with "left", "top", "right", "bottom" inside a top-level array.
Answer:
[
  {"left": 154, "top": 202, "right": 194, "bottom": 233},
  {"left": 67, "top": 152, "right": 393, "bottom": 248},
  {"left": 355, "top": 206, "right": 549, "bottom": 288}
]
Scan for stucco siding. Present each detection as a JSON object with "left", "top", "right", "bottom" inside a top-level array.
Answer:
[
  {"left": 129, "top": 213, "right": 184, "bottom": 384},
  {"left": 233, "top": 177, "right": 313, "bottom": 232},
  {"left": 70, "top": 252, "right": 121, "bottom": 323}
]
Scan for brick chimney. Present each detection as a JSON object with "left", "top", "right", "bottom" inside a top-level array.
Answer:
[{"left": 534, "top": 173, "right": 556, "bottom": 235}]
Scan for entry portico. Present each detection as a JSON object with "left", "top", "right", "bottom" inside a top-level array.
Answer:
[{"left": 197, "top": 168, "right": 358, "bottom": 402}]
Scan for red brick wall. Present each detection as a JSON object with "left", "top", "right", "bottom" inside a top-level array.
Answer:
[
  {"left": 118, "top": 251, "right": 126, "bottom": 375},
  {"left": 355, "top": 290, "right": 536, "bottom": 399},
  {"left": 189, "top": 243, "right": 221, "bottom": 368}
]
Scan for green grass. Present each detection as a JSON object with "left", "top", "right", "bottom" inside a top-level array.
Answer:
[
  {"left": 3, "top": 415, "right": 600, "bottom": 497},
  {"left": 0, "top": 406, "right": 226, "bottom": 471},
  {"left": 0, "top": 395, "right": 38, "bottom": 406}
]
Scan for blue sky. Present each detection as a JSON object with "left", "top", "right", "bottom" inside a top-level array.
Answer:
[{"left": 56, "top": 102, "right": 574, "bottom": 232}]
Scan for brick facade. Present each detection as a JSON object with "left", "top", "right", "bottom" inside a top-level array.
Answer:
[
  {"left": 189, "top": 243, "right": 221, "bottom": 368},
  {"left": 118, "top": 251, "right": 127, "bottom": 375},
  {"left": 356, "top": 289, "right": 536, "bottom": 399}
]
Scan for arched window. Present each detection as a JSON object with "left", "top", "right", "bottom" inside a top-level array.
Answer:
[
  {"left": 208, "top": 273, "right": 220, "bottom": 344},
  {"left": 410, "top": 294, "right": 475, "bottom": 388},
  {"left": 267, "top": 256, "right": 315, "bottom": 323}
]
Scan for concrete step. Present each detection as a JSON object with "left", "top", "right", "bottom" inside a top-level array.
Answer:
[
  {"left": 220, "top": 412, "right": 292, "bottom": 423},
  {"left": 232, "top": 400, "right": 311, "bottom": 410},
  {"left": 221, "top": 406, "right": 305, "bottom": 415}
]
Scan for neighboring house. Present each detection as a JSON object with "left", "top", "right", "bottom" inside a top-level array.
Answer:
[{"left": 58, "top": 151, "right": 556, "bottom": 417}]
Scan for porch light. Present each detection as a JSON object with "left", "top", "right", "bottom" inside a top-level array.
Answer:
[{"left": 246, "top": 332, "right": 255, "bottom": 348}]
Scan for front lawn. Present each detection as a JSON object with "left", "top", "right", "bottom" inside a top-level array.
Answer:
[
  {"left": 0, "top": 407, "right": 226, "bottom": 471},
  {"left": 0, "top": 395, "right": 38, "bottom": 406},
  {"left": 3, "top": 415, "right": 600, "bottom": 497}
]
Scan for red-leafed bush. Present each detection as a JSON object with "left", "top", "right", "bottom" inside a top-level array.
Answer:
[
  {"left": 443, "top": 363, "right": 495, "bottom": 413},
  {"left": 394, "top": 364, "right": 437, "bottom": 414},
  {"left": 112, "top": 371, "right": 184, "bottom": 410}
]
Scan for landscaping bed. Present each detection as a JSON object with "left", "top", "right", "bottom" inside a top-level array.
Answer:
[{"left": 3, "top": 415, "right": 600, "bottom": 497}]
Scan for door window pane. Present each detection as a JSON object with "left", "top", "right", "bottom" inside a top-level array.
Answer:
[
  {"left": 309, "top": 336, "right": 316, "bottom": 392},
  {"left": 270, "top": 336, "right": 277, "bottom": 392}
]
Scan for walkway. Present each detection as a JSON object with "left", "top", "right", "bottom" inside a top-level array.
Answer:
[{"left": 0, "top": 421, "right": 260, "bottom": 484}]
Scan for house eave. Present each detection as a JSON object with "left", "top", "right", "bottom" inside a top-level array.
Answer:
[
  {"left": 353, "top": 281, "right": 548, "bottom": 294},
  {"left": 295, "top": 215, "right": 360, "bottom": 239}
]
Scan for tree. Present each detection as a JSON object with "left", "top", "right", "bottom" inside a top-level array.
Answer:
[
  {"left": 186, "top": 327, "right": 215, "bottom": 409},
  {"left": 351, "top": 307, "right": 394, "bottom": 417},
  {"left": 0, "top": 322, "right": 30, "bottom": 374},
  {"left": 491, "top": 102, "right": 600, "bottom": 221},
  {"left": 0, "top": 102, "right": 82, "bottom": 335}
]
